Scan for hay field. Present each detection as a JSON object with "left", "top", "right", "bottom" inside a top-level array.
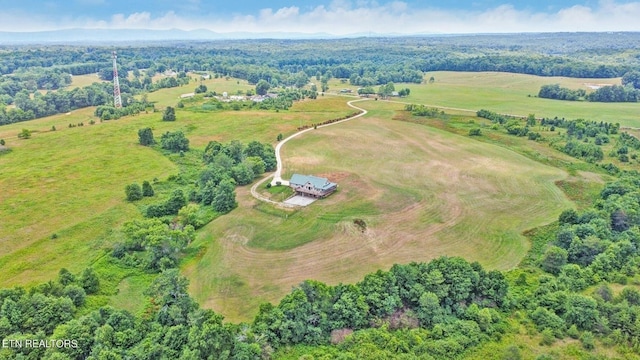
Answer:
[
  {"left": 0, "top": 94, "right": 353, "bottom": 288},
  {"left": 344, "top": 72, "right": 640, "bottom": 127},
  {"left": 69, "top": 73, "right": 105, "bottom": 88},
  {"left": 185, "top": 100, "right": 573, "bottom": 322}
]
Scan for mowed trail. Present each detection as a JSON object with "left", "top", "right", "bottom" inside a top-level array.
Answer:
[{"left": 187, "top": 103, "right": 572, "bottom": 321}]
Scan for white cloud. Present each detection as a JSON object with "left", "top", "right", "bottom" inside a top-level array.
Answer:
[{"left": 2, "top": 0, "right": 640, "bottom": 34}]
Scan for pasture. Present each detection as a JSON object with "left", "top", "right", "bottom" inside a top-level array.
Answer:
[
  {"left": 0, "top": 93, "right": 354, "bottom": 289},
  {"left": 3, "top": 72, "right": 625, "bottom": 321},
  {"left": 69, "top": 73, "right": 106, "bottom": 88},
  {"left": 329, "top": 72, "right": 640, "bottom": 127},
  {"left": 184, "top": 99, "right": 574, "bottom": 322}
]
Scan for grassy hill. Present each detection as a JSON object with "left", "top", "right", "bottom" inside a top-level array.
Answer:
[
  {"left": 184, "top": 99, "right": 574, "bottom": 322},
  {"left": 329, "top": 71, "right": 640, "bottom": 127},
  {"left": 2, "top": 72, "right": 632, "bottom": 321},
  {"left": 0, "top": 91, "right": 353, "bottom": 289}
]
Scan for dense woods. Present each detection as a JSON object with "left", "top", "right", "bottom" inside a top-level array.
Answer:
[{"left": 0, "top": 256, "right": 508, "bottom": 359}]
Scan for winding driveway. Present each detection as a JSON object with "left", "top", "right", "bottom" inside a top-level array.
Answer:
[{"left": 250, "top": 98, "right": 370, "bottom": 207}]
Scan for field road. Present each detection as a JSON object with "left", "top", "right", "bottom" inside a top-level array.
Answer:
[{"left": 249, "top": 98, "right": 370, "bottom": 206}]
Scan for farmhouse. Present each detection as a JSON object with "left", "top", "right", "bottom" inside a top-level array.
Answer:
[{"left": 289, "top": 174, "right": 337, "bottom": 198}]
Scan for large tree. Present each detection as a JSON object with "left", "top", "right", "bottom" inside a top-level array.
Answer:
[
  {"left": 162, "top": 106, "right": 176, "bottom": 121},
  {"left": 622, "top": 71, "right": 640, "bottom": 89},
  {"left": 212, "top": 179, "right": 237, "bottom": 213},
  {"left": 255, "top": 79, "right": 270, "bottom": 95},
  {"left": 138, "top": 127, "right": 155, "bottom": 146}
]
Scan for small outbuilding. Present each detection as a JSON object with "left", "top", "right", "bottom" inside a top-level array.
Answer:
[{"left": 289, "top": 174, "right": 337, "bottom": 198}]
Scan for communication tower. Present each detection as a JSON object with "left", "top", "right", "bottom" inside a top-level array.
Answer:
[{"left": 112, "top": 51, "right": 122, "bottom": 108}]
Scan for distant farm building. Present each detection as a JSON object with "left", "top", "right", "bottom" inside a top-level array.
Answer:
[{"left": 289, "top": 174, "right": 337, "bottom": 198}]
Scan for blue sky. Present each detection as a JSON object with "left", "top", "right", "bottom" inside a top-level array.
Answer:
[{"left": 1, "top": 0, "right": 639, "bottom": 34}]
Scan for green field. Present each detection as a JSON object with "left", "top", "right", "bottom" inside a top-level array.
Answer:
[
  {"left": 69, "top": 73, "right": 106, "bottom": 88},
  {"left": 0, "top": 92, "right": 354, "bottom": 288},
  {"left": 329, "top": 72, "right": 640, "bottom": 127},
  {"left": 3, "top": 72, "right": 630, "bottom": 322},
  {"left": 184, "top": 99, "right": 574, "bottom": 322}
]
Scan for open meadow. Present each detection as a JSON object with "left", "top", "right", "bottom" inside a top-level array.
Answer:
[
  {"left": 70, "top": 73, "right": 106, "bottom": 88},
  {"left": 0, "top": 88, "right": 354, "bottom": 289},
  {"left": 184, "top": 99, "right": 574, "bottom": 322},
  {"left": 329, "top": 71, "right": 640, "bottom": 127},
  {"left": 2, "top": 73, "right": 628, "bottom": 321}
]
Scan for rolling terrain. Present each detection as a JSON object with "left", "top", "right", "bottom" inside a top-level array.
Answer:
[
  {"left": 331, "top": 71, "right": 640, "bottom": 127},
  {"left": 184, "top": 99, "right": 574, "bottom": 322},
  {"left": 1, "top": 72, "right": 628, "bottom": 320},
  {"left": 0, "top": 91, "right": 353, "bottom": 288}
]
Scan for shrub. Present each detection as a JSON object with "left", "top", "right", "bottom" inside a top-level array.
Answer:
[
  {"left": 17, "top": 128, "right": 31, "bottom": 139},
  {"left": 580, "top": 331, "right": 595, "bottom": 350},
  {"left": 138, "top": 127, "right": 155, "bottom": 146},
  {"left": 469, "top": 128, "right": 482, "bottom": 136},
  {"left": 540, "top": 246, "right": 568, "bottom": 274},
  {"left": 160, "top": 131, "right": 189, "bottom": 152},
  {"left": 165, "top": 189, "right": 187, "bottom": 215},
  {"left": 567, "top": 324, "right": 580, "bottom": 339},
  {"left": 540, "top": 328, "right": 556, "bottom": 346},
  {"left": 162, "top": 106, "right": 176, "bottom": 121},
  {"left": 502, "top": 345, "right": 522, "bottom": 360},
  {"left": 125, "top": 183, "right": 143, "bottom": 201},
  {"left": 142, "top": 180, "right": 154, "bottom": 197}
]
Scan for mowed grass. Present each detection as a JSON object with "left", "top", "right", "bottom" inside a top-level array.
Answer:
[
  {"left": 0, "top": 94, "right": 354, "bottom": 288},
  {"left": 184, "top": 99, "right": 574, "bottom": 322},
  {"left": 184, "top": 96, "right": 355, "bottom": 148},
  {"left": 371, "top": 71, "right": 640, "bottom": 127},
  {"left": 0, "top": 112, "right": 176, "bottom": 287},
  {"left": 69, "top": 73, "right": 106, "bottom": 88}
]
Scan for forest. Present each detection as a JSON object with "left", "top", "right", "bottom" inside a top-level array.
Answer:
[
  {"left": 4, "top": 33, "right": 640, "bottom": 359},
  {"left": 3, "top": 33, "right": 640, "bottom": 125}
]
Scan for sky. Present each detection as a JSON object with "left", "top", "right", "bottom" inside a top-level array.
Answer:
[{"left": 1, "top": 0, "right": 640, "bottom": 34}]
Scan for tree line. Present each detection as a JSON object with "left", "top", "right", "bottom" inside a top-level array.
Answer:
[
  {"left": 5, "top": 34, "right": 640, "bottom": 127},
  {"left": 539, "top": 72, "right": 640, "bottom": 103},
  {"left": 475, "top": 109, "right": 634, "bottom": 164},
  {"left": 0, "top": 256, "right": 507, "bottom": 359}
]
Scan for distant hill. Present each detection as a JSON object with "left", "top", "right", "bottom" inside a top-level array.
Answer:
[{"left": 0, "top": 28, "right": 338, "bottom": 44}]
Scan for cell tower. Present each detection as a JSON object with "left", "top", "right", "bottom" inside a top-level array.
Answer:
[{"left": 112, "top": 51, "right": 122, "bottom": 109}]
